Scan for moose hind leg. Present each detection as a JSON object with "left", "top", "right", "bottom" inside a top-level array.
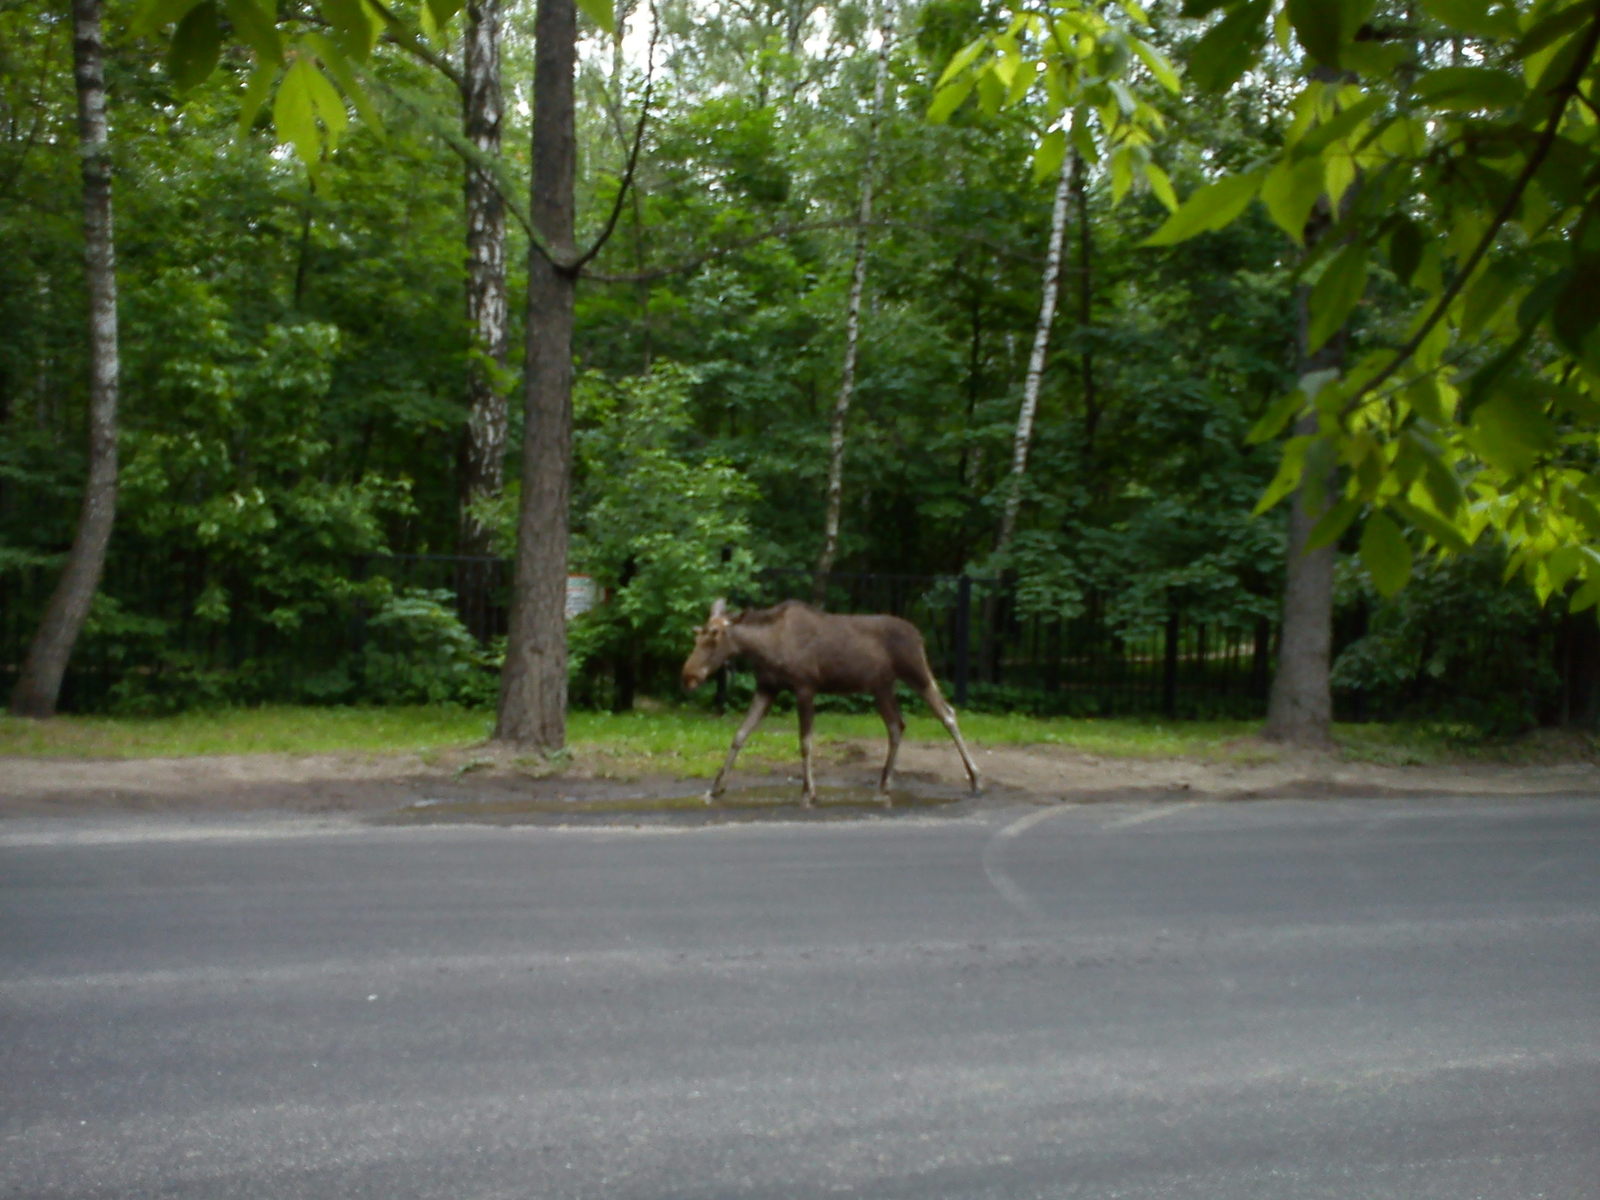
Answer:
[
  {"left": 917, "top": 681, "right": 983, "bottom": 793},
  {"left": 796, "top": 691, "right": 818, "bottom": 806},
  {"left": 874, "top": 688, "right": 905, "bottom": 800},
  {"left": 708, "top": 690, "right": 774, "bottom": 802}
]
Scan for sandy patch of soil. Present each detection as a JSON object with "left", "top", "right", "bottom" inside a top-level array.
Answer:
[{"left": 3, "top": 736, "right": 1596, "bottom": 824}]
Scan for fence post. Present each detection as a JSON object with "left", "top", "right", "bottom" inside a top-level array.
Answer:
[
  {"left": 1162, "top": 601, "right": 1180, "bottom": 719},
  {"left": 954, "top": 574, "right": 972, "bottom": 708}
]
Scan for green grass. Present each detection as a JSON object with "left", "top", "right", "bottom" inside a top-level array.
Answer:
[
  {"left": 2, "top": 704, "right": 1589, "bottom": 774},
  {"left": 0, "top": 706, "right": 496, "bottom": 759}
]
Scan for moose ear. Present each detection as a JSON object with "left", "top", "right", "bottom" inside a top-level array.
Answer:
[{"left": 710, "top": 598, "right": 727, "bottom": 619}]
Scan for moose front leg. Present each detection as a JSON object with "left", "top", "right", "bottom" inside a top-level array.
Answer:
[{"left": 707, "top": 689, "right": 775, "bottom": 802}]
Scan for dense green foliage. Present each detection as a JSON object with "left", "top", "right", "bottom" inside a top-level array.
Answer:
[{"left": 3, "top": 0, "right": 1595, "bottom": 731}]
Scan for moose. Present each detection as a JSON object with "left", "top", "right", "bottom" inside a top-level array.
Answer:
[{"left": 681, "top": 598, "right": 983, "bottom": 805}]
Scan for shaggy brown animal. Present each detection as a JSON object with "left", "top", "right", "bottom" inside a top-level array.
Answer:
[{"left": 681, "top": 599, "right": 982, "bottom": 805}]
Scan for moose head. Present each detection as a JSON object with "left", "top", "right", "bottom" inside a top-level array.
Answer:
[{"left": 681, "top": 599, "right": 736, "bottom": 691}]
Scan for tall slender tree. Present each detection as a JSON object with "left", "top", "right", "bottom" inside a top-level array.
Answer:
[
  {"left": 814, "top": 0, "right": 895, "bottom": 593},
  {"left": 459, "top": 0, "right": 509, "bottom": 561},
  {"left": 994, "top": 146, "right": 1073, "bottom": 559},
  {"left": 9, "top": 0, "right": 119, "bottom": 718}
]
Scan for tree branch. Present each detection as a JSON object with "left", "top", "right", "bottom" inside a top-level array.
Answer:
[
  {"left": 1342, "top": 0, "right": 1600, "bottom": 418},
  {"left": 570, "top": 0, "right": 661, "bottom": 274}
]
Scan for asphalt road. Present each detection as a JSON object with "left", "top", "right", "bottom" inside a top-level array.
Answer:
[{"left": 3, "top": 795, "right": 1597, "bottom": 1199}]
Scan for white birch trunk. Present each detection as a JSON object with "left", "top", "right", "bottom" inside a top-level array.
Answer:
[
  {"left": 995, "top": 148, "right": 1074, "bottom": 558},
  {"left": 460, "top": 0, "right": 508, "bottom": 558},
  {"left": 10, "top": 0, "right": 119, "bottom": 718},
  {"left": 815, "top": 0, "right": 894, "bottom": 593}
]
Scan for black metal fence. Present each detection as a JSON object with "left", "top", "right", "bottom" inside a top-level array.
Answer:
[
  {"left": 3, "top": 552, "right": 1273, "bottom": 716},
  {"left": 743, "top": 569, "right": 1272, "bottom": 717},
  {"left": 5, "top": 552, "right": 1593, "bottom": 724}
]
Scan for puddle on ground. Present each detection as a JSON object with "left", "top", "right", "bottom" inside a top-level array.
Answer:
[{"left": 381, "top": 786, "right": 964, "bottom": 827}]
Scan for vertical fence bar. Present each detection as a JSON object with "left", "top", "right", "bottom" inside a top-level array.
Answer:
[
  {"left": 1162, "top": 602, "right": 1180, "bottom": 719},
  {"left": 954, "top": 574, "right": 972, "bottom": 708}
]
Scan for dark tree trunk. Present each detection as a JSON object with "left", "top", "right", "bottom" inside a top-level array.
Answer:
[
  {"left": 9, "top": 0, "right": 118, "bottom": 719},
  {"left": 496, "top": 0, "right": 577, "bottom": 750},
  {"left": 459, "top": 0, "right": 508, "bottom": 560}
]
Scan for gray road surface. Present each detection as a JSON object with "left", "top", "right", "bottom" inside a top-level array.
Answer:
[{"left": 3, "top": 794, "right": 1598, "bottom": 1199}]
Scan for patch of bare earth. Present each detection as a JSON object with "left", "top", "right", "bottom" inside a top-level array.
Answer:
[{"left": 2, "top": 737, "right": 1596, "bottom": 821}]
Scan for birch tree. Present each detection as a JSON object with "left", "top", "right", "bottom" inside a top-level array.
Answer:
[
  {"left": 813, "top": 0, "right": 895, "bottom": 594},
  {"left": 994, "top": 146, "right": 1073, "bottom": 559},
  {"left": 459, "top": 0, "right": 509, "bottom": 560},
  {"left": 9, "top": 0, "right": 119, "bottom": 718}
]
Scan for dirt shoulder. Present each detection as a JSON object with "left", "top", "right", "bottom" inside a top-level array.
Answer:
[{"left": 3, "top": 738, "right": 1597, "bottom": 823}]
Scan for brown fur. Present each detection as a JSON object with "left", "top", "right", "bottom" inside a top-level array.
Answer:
[{"left": 682, "top": 599, "right": 982, "bottom": 805}]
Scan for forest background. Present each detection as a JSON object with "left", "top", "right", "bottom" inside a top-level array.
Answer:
[{"left": 3, "top": 0, "right": 1598, "bottom": 744}]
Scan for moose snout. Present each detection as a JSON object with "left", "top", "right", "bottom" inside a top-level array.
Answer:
[{"left": 682, "top": 667, "right": 706, "bottom": 692}]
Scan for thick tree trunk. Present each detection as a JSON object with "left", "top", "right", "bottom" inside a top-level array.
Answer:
[
  {"left": 459, "top": 0, "right": 509, "bottom": 559},
  {"left": 1264, "top": 65, "right": 1353, "bottom": 749},
  {"left": 1264, "top": 271, "right": 1346, "bottom": 748},
  {"left": 9, "top": 0, "right": 118, "bottom": 719},
  {"left": 496, "top": 0, "right": 577, "bottom": 750},
  {"left": 814, "top": 0, "right": 894, "bottom": 598},
  {"left": 995, "top": 148, "right": 1074, "bottom": 558},
  {"left": 1263, "top": 415, "right": 1337, "bottom": 746}
]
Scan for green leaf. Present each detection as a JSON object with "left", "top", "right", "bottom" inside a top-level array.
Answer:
[
  {"left": 1254, "top": 434, "right": 1311, "bottom": 516},
  {"left": 1247, "top": 387, "right": 1306, "bottom": 445},
  {"left": 926, "top": 77, "right": 974, "bottom": 123},
  {"left": 1140, "top": 169, "right": 1264, "bottom": 246},
  {"left": 1305, "top": 495, "right": 1361, "bottom": 551},
  {"left": 1551, "top": 261, "right": 1600, "bottom": 364},
  {"left": 1129, "top": 37, "right": 1181, "bottom": 93},
  {"left": 1188, "top": 0, "right": 1270, "bottom": 93},
  {"left": 1467, "top": 395, "right": 1554, "bottom": 477},
  {"left": 1109, "top": 145, "right": 1134, "bottom": 203},
  {"left": 1516, "top": 2, "right": 1593, "bottom": 60},
  {"left": 1259, "top": 153, "right": 1324, "bottom": 243},
  {"left": 321, "top": 0, "right": 383, "bottom": 60},
  {"left": 302, "top": 31, "right": 383, "bottom": 137},
  {"left": 1391, "top": 499, "right": 1472, "bottom": 553},
  {"left": 426, "top": 0, "right": 467, "bottom": 29},
  {"left": 1288, "top": 0, "right": 1376, "bottom": 68},
  {"left": 1420, "top": 0, "right": 1511, "bottom": 39},
  {"left": 1387, "top": 216, "right": 1423, "bottom": 286},
  {"left": 167, "top": 0, "right": 221, "bottom": 93},
  {"left": 1360, "top": 511, "right": 1413, "bottom": 597},
  {"left": 1144, "top": 161, "right": 1178, "bottom": 212},
  {"left": 131, "top": 0, "right": 207, "bottom": 36},
  {"left": 300, "top": 57, "right": 350, "bottom": 150},
  {"left": 577, "top": 0, "right": 616, "bottom": 35},
  {"left": 1032, "top": 129, "right": 1066, "bottom": 185},
  {"left": 936, "top": 36, "right": 988, "bottom": 89},
  {"left": 236, "top": 56, "right": 278, "bottom": 137},
  {"left": 220, "top": 0, "right": 280, "bottom": 62},
  {"left": 1413, "top": 65, "right": 1525, "bottom": 111},
  {"left": 1306, "top": 242, "right": 1369, "bottom": 353},
  {"left": 1289, "top": 93, "right": 1385, "bottom": 158},
  {"left": 273, "top": 58, "right": 322, "bottom": 168}
]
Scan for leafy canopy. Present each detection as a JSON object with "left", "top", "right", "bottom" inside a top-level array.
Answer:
[{"left": 942, "top": 0, "right": 1600, "bottom": 609}]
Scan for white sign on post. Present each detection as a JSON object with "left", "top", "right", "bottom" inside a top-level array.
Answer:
[{"left": 565, "top": 575, "right": 598, "bottom": 620}]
